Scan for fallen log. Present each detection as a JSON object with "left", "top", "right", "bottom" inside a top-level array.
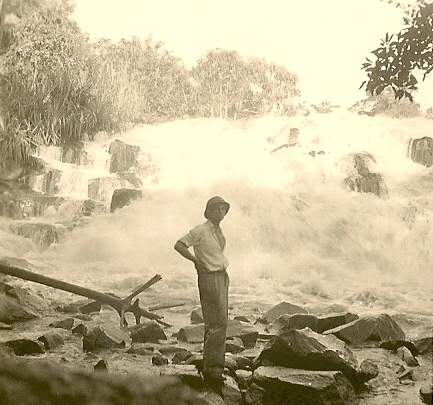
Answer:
[{"left": 0, "top": 257, "right": 170, "bottom": 327}]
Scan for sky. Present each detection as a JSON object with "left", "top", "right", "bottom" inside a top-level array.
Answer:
[{"left": 71, "top": 0, "right": 431, "bottom": 108}]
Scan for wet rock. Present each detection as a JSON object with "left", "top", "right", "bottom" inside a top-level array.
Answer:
[
  {"left": 323, "top": 314, "right": 405, "bottom": 345},
  {"left": 49, "top": 318, "right": 75, "bottom": 330},
  {"left": 0, "top": 356, "right": 204, "bottom": 405},
  {"left": 0, "top": 281, "right": 48, "bottom": 323},
  {"left": 190, "top": 307, "right": 204, "bottom": 324},
  {"left": 225, "top": 337, "right": 245, "bottom": 354},
  {"left": 396, "top": 346, "right": 419, "bottom": 367},
  {"left": 258, "top": 302, "right": 308, "bottom": 324},
  {"left": 316, "top": 313, "right": 359, "bottom": 333},
  {"left": 232, "top": 355, "right": 254, "bottom": 370},
  {"left": 413, "top": 336, "right": 432, "bottom": 355},
  {"left": 79, "top": 300, "right": 102, "bottom": 314},
  {"left": 0, "top": 195, "right": 62, "bottom": 219},
  {"left": 152, "top": 353, "right": 169, "bottom": 365},
  {"left": 28, "top": 168, "right": 62, "bottom": 195},
  {"left": 379, "top": 339, "right": 418, "bottom": 356},
  {"left": 108, "top": 140, "right": 140, "bottom": 173},
  {"left": 9, "top": 221, "right": 63, "bottom": 248},
  {"left": 128, "top": 320, "right": 167, "bottom": 343},
  {"left": 5, "top": 339, "right": 45, "bottom": 356},
  {"left": 258, "top": 328, "right": 360, "bottom": 384},
  {"left": 88, "top": 177, "right": 135, "bottom": 203},
  {"left": 61, "top": 145, "right": 89, "bottom": 165},
  {"left": 38, "top": 331, "right": 64, "bottom": 350},
  {"left": 253, "top": 366, "right": 356, "bottom": 405},
  {"left": 72, "top": 323, "right": 88, "bottom": 337},
  {"left": 127, "top": 342, "right": 156, "bottom": 355},
  {"left": 83, "top": 324, "right": 131, "bottom": 351},
  {"left": 172, "top": 349, "right": 193, "bottom": 364},
  {"left": 94, "top": 359, "right": 109, "bottom": 372},
  {"left": 420, "top": 384, "right": 433, "bottom": 404},
  {"left": 357, "top": 359, "right": 379, "bottom": 384},
  {"left": 409, "top": 136, "right": 433, "bottom": 167},
  {"left": 110, "top": 188, "right": 143, "bottom": 212},
  {"left": 269, "top": 313, "right": 318, "bottom": 334}
]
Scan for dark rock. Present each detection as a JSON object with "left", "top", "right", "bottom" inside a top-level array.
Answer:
[
  {"left": 127, "top": 342, "right": 156, "bottom": 356},
  {"left": 258, "top": 302, "right": 308, "bottom": 324},
  {"left": 0, "top": 281, "right": 48, "bottom": 323},
  {"left": 221, "top": 375, "right": 243, "bottom": 405},
  {"left": 397, "top": 367, "right": 415, "bottom": 382},
  {"left": 357, "top": 359, "right": 379, "bottom": 384},
  {"left": 83, "top": 324, "right": 131, "bottom": 351},
  {"left": 409, "top": 136, "right": 433, "bottom": 167},
  {"left": 38, "top": 331, "right": 64, "bottom": 350},
  {"left": 253, "top": 366, "right": 356, "bottom": 405},
  {"left": 420, "top": 384, "right": 433, "bottom": 404},
  {"left": 152, "top": 353, "right": 169, "bottom": 365},
  {"left": 413, "top": 337, "right": 432, "bottom": 355},
  {"left": 128, "top": 320, "right": 167, "bottom": 343},
  {"left": 190, "top": 307, "right": 204, "bottom": 324},
  {"left": 269, "top": 313, "right": 318, "bottom": 334},
  {"left": 233, "top": 315, "right": 253, "bottom": 323},
  {"left": 235, "top": 369, "right": 253, "bottom": 390},
  {"left": 110, "top": 188, "right": 143, "bottom": 213},
  {"left": 178, "top": 324, "right": 205, "bottom": 343},
  {"left": 5, "top": 339, "right": 45, "bottom": 356},
  {"left": 94, "top": 359, "right": 109, "bottom": 372},
  {"left": 379, "top": 339, "right": 419, "bottom": 356},
  {"left": 232, "top": 355, "right": 254, "bottom": 370},
  {"left": 9, "top": 221, "right": 62, "bottom": 248},
  {"left": 185, "top": 355, "right": 204, "bottom": 374},
  {"left": 225, "top": 337, "right": 245, "bottom": 354},
  {"left": 258, "top": 328, "right": 360, "bottom": 384},
  {"left": 88, "top": 177, "right": 135, "bottom": 202},
  {"left": 79, "top": 300, "right": 102, "bottom": 314},
  {"left": 245, "top": 382, "right": 266, "bottom": 405},
  {"left": 172, "top": 349, "right": 193, "bottom": 364},
  {"left": 316, "top": 313, "right": 359, "bottom": 333},
  {"left": 158, "top": 345, "right": 189, "bottom": 356},
  {"left": 0, "top": 356, "right": 204, "bottom": 405},
  {"left": 396, "top": 346, "right": 419, "bottom": 367},
  {"left": 49, "top": 318, "right": 75, "bottom": 330},
  {"left": 323, "top": 314, "right": 405, "bottom": 345},
  {"left": 108, "top": 140, "right": 140, "bottom": 173},
  {"left": 72, "top": 323, "right": 88, "bottom": 337}
]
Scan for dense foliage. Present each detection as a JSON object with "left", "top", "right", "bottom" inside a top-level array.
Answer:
[{"left": 361, "top": 1, "right": 433, "bottom": 101}]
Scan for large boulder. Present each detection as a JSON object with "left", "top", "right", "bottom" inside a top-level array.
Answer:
[
  {"left": 108, "top": 140, "right": 140, "bottom": 173},
  {"left": 0, "top": 282, "right": 48, "bottom": 323},
  {"left": 252, "top": 366, "right": 356, "bottom": 405},
  {"left": 409, "top": 136, "right": 433, "bottom": 167},
  {"left": 323, "top": 314, "right": 405, "bottom": 345},
  {"left": 258, "top": 328, "right": 363, "bottom": 385},
  {"left": 110, "top": 188, "right": 142, "bottom": 213}
]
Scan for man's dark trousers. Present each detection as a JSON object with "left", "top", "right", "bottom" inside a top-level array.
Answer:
[{"left": 198, "top": 270, "right": 229, "bottom": 379}]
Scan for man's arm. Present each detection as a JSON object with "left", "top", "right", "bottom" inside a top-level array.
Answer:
[{"left": 174, "top": 240, "right": 207, "bottom": 272}]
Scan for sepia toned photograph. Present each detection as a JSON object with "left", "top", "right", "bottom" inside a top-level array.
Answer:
[{"left": 0, "top": 0, "right": 432, "bottom": 404}]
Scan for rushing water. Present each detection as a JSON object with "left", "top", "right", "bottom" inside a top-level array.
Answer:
[{"left": 1, "top": 111, "right": 432, "bottom": 338}]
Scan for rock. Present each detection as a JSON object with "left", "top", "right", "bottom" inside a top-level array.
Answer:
[
  {"left": 235, "top": 369, "right": 253, "bottom": 390},
  {"left": 88, "top": 177, "right": 135, "bottom": 203},
  {"left": 379, "top": 339, "right": 419, "bottom": 356},
  {"left": 396, "top": 346, "right": 419, "bottom": 367},
  {"left": 49, "top": 318, "right": 75, "bottom": 330},
  {"left": 225, "top": 337, "right": 245, "bottom": 354},
  {"left": 0, "top": 356, "right": 204, "bottom": 405},
  {"left": 5, "top": 339, "right": 45, "bottom": 356},
  {"left": 190, "top": 307, "right": 204, "bottom": 324},
  {"left": 396, "top": 367, "right": 415, "bottom": 382},
  {"left": 316, "top": 313, "right": 359, "bottom": 334},
  {"left": 38, "top": 331, "right": 64, "bottom": 350},
  {"left": 127, "top": 342, "right": 156, "bottom": 356},
  {"left": 83, "top": 324, "right": 131, "bottom": 351},
  {"left": 0, "top": 281, "right": 48, "bottom": 323},
  {"left": 152, "top": 353, "right": 169, "bottom": 365},
  {"left": 72, "top": 323, "right": 88, "bottom": 337},
  {"left": 110, "top": 188, "right": 143, "bottom": 213},
  {"left": 108, "top": 140, "right": 140, "bottom": 173},
  {"left": 420, "top": 384, "right": 433, "bottom": 404},
  {"left": 172, "top": 349, "right": 193, "bottom": 364},
  {"left": 0, "top": 322, "right": 12, "bottom": 330},
  {"left": 232, "top": 355, "right": 254, "bottom": 370},
  {"left": 94, "top": 359, "right": 109, "bottom": 372},
  {"left": 221, "top": 375, "right": 243, "bottom": 405},
  {"left": 258, "top": 328, "right": 360, "bottom": 384},
  {"left": 409, "top": 136, "right": 433, "bottom": 167},
  {"left": 258, "top": 302, "right": 308, "bottom": 324},
  {"left": 128, "top": 320, "right": 167, "bottom": 343},
  {"left": 0, "top": 194, "right": 62, "bottom": 219},
  {"left": 28, "top": 168, "right": 62, "bottom": 195},
  {"left": 245, "top": 382, "right": 265, "bottom": 405},
  {"left": 233, "top": 315, "right": 253, "bottom": 323},
  {"left": 413, "top": 337, "right": 432, "bottom": 355},
  {"left": 79, "top": 300, "right": 102, "bottom": 314},
  {"left": 323, "top": 314, "right": 405, "bottom": 345},
  {"left": 253, "top": 366, "right": 356, "bottom": 405},
  {"left": 9, "top": 221, "right": 63, "bottom": 248},
  {"left": 177, "top": 324, "right": 205, "bottom": 343},
  {"left": 227, "top": 320, "right": 259, "bottom": 349},
  {"left": 357, "top": 359, "right": 379, "bottom": 384},
  {"left": 269, "top": 313, "right": 318, "bottom": 334},
  {"left": 61, "top": 145, "right": 88, "bottom": 165}
]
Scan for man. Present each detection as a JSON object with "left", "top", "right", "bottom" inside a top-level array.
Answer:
[{"left": 174, "top": 196, "right": 230, "bottom": 394}]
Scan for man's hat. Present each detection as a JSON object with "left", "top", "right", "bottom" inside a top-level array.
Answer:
[{"left": 204, "top": 196, "right": 230, "bottom": 219}]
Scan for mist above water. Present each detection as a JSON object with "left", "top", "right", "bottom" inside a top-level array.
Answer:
[{"left": 2, "top": 111, "right": 433, "bottom": 319}]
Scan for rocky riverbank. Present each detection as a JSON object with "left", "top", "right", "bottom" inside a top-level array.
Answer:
[{"left": 0, "top": 259, "right": 431, "bottom": 405}]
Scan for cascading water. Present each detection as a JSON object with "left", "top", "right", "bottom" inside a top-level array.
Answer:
[{"left": 1, "top": 111, "right": 432, "bottom": 335}]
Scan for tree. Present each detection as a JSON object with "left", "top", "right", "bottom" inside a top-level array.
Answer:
[{"left": 361, "top": 1, "right": 433, "bottom": 101}]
